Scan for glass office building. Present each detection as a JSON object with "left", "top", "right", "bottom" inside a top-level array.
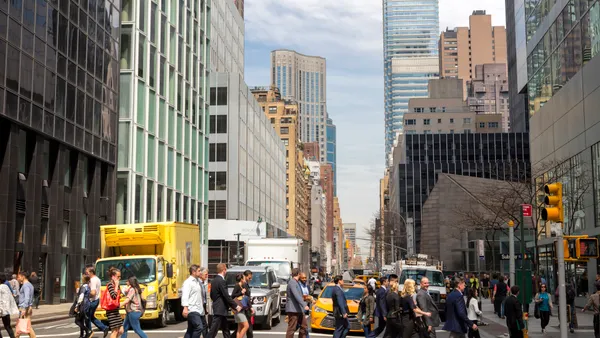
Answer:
[
  {"left": 326, "top": 117, "right": 336, "bottom": 196},
  {"left": 383, "top": 0, "right": 440, "bottom": 162},
  {"left": 0, "top": 0, "right": 120, "bottom": 303},
  {"left": 116, "top": 0, "right": 210, "bottom": 243}
]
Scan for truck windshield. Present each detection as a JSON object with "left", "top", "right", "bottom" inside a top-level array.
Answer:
[
  {"left": 96, "top": 258, "right": 157, "bottom": 285},
  {"left": 225, "top": 272, "right": 269, "bottom": 288},
  {"left": 246, "top": 261, "right": 291, "bottom": 281},
  {"left": 400, "top": 269, "right": 445, "bottom": 287}
]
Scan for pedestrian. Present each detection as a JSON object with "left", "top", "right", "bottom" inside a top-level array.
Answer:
[
  {"left": 417, "top": 277, "right": 441, "bottom": 338},
  {"left": 73, "top": 274, "right": 92, "bottom": 338},
  {"left": 374, "top": 276, "right": 389, "bottom": 337},
  {"left": 368, "top": 277, "right": 377, "bottom": 290},
  {"left": 492, "top": 276, "right": 509, "bottom": 318},
  {"left": 480, "top": 274, "right": 490, "bottom": 299},
  {"left": 8, "top": 275, "right": 19, "bottom": 303},
  {"left": 331, "top": 275, "right": 349, "bottom": 338},
  {"left": 534, "top": 283, "right": 552, "bottom": 333},
  {"left": 468, "top": 275, "right": 479, "bottom": 297},
  {"left": 0, "top": 273, "right": 18, "bottom": 338},
  {"left": 557, "top": 282, "right": 577, "bottom": 333},
  {"left": 198, "top": 267, "right": 209, "bottom": 338},
  {"left": 15, "top": 271, "right": 36, "bottom": 338},
  {"left": 182, "top": 265, "right": 205, "bottom": 338},
  {"left": 105, "top": 268, "right": 124, "bottom": 338},
  {"left": 85, "top": 266, "right": 110, "bottom": 338},
  {"left": 207, "top": 264, "right": 241, "bottom": 338},
  {"left": 504, "top": 286, "right": 524, "bottom": 338},
  {"left": 285, "top": 268, "right": 309, "bottom": 338},
  {"left": 243, "top": 270, "right": 254, "bottom": 338},
  {"left": 442, "top": 278, "right": 477, "bottom": 338},
  {"left": 357, "top": 285, "right": 376, "bottom": 338},
  {"left": 466, "top": 289, "right": 482, "bottom": 338},
  {"left": 384, "top": 275, "right": 402, "bottom": 338},
  {"left": 400, "top": 279, "right": 431, "bottom": 338},
  {"left": 232, "top": 274, "right": 250, "bottom": 338},
  {"left": 582, "top": 281, "right": 600, "bottom": 338},
  {"left": 121, "top": 276, "right": 147, "bottom": 338},
  {"left": 298, "top": 273, "right": 312, "bottom": 337},
  {"left": 29, "top": 272, "right": 40, "bottom": 310}
]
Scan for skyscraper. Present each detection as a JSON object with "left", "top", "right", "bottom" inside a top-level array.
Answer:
[
  {"left": 271, "top": 50, "right": 328, "bottom": 163},
  {"left": 383, "top": 0, "right": 440, "bottom": 163},
  {"left": 0, "top": 0, "right": 120, "bottom": 303},
  {"left": 326, "top": 117, "right": 337, "bottom": 195}
]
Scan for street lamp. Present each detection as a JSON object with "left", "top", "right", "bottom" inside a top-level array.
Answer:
[{"left": 384, "top": 210, "right": 414, "bottom": 255}]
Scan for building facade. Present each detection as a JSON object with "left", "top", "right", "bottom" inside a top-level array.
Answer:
[
  {"left": 466, "top": 64, "right": 510, "bottom": 131},
  {"left": 0, "top": 0, "right": 120, "bottom": 303},
  {"left": 389, "top": 132, "right": 530, "bottom": 253},
  {"left": 320, "top": 164, "right": 334, "bottom": 243},
  {"left": 383, "top": 0, "right": 440, "bottom": 161},
  {"left": 117, "top": 0, "right": 211, "bottom": 239},
  {"left": 251, "top": 86, "right": 309, "bottom": 239},
  {"left": 326, "top": 117, "right": 337, "bottom": 195},
  {"left": 233, "top": 0, "right": 244, "bottom": 18},
  {"left": 210, "top": 0, "right": 244, "bottom": 77},
  {"left": 208, "top": 73, "right": 287, "bottom": 235},
  {"left": 271, "top": 50, "right": 328, "bottom": 163},
  {"left": 513, "top": 0, "right": 600, "bottom": 292},
  {"left": 439, "top": 11, "right": 507, "bottom": 96}
]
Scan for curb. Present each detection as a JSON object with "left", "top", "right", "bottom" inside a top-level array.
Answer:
[{"left": 10, "top": 314, "right": 72, "bottom": 328}]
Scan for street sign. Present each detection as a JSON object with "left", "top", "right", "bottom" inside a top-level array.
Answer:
[
  {"left": 477, "top": 240, "right": 485, "bottom": 258},
  {"left": 522, "top": 204, "right": 533, "bottom": 217},
  {"left": 500, "top": 253, "right": 531, "bottom": 260}
]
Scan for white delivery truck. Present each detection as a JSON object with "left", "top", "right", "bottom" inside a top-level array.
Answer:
[
  {"left": 397, "top": 255, "right": 447, "bottom": 321},
  {"left": 245, "top": 238, "right": 308, "bottom": 312}
]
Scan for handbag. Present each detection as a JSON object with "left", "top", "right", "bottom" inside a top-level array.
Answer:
[
  {"left": 414, "top": 316, "right": 430, "bottom": 338},
  {"left": 15, "top": 317, "right": 31, "bottom": 335},
  {"left": 534, "top": 302, "right": 540, "bottom": 319},
  {"left": 100, "top": 283, "right": 120, "bottom": 311}
]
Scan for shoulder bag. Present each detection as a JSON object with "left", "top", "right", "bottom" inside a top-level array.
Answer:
[{"left": 100, "top": 283, "right": 120, "bottom": 311}]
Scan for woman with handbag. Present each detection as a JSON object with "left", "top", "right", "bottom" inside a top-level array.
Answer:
[
  {"left": 400, "top": 279, "right": 431, "bottom": 338},
  {"left": 231, "top": 274, "right": 251, "bottom": 338},
  {"left": 357, "top": 285, "right": 376, "bottom": 338},
  {"left": 73, "top": 275, "right": 92, "bottom": 338},
  {"left": 103, "top": 268, "right": 124, "bottom": 338},
  {"left": 467, "top": 289, "right": 482, "bottom": 338},
  {"left": 534, "top": 284, "right": 552, "bottom": 333},
  {"left": 0, "top": 273, "right": 18, "bottom": 338},
  {"left": 121, "top": 277, "right": 147, "bottom": 338},
  {"left": 385, "top": 278, "right": 403, "bottom": 338}
]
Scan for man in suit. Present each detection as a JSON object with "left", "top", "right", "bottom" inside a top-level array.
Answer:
[
  {"left": 332, "top": 275, "right": 350, "bottom": 338},
  {"left": 442, "top": 279, "right": 477, "bottom": 338},
  {"left": 207, "top": 263, "right": 241, "bottom": 338},
  {"left": 286, "top": 268, "right": 309, "bottom": 338},
  {"left": 504, "top": 286, "right": 524, "bottom": 338},
  {"left": 373, "top": 276, "right": 389, "bottom": 336},
  {"left": 417, "top": 277, "right": 441, "bottom": 338}
]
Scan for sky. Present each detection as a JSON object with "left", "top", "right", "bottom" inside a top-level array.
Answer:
[{"left": 243, "top": 0, "right": 507, "bottom": 248}]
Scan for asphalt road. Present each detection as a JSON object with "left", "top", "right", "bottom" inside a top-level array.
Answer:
[{"left": 25, "top": 316, "right": 468, "bottom": 338}]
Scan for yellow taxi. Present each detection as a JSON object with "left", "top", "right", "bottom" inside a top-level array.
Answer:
[{"left": 310, "top": 283, "right": 372, "bottom": 333}]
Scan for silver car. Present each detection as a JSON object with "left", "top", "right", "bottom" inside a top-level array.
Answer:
[{"left": 208, "top": 266, "right": 281, "bottom": 330}]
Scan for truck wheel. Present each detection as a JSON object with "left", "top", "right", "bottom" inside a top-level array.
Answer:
[{"left": 156, "top": 305, "right": 169, "bottom": 328}]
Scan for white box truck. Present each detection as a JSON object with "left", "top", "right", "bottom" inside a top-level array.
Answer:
[{"left": 244, "top": 238, "right": 308, "bottom": 312}]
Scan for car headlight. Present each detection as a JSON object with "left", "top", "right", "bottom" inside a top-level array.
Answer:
[
  {"left": 252, "top": 296, "right": 267, "bottom": 304},
  {"left": 313, "top": 306, "right": 328, "bottom": 314},
  {"left": 146, "top": 292, "right": 157, "bottom": 309}
]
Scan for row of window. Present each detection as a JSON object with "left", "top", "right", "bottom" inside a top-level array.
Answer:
[
  {"left": 413, "top": 107, "right": 447, "bottom": 113},
  {"left": 405, "top": 117, "right": 472, "bottom": 125},
  {"left": 405, "top": 129, "right": 472, "bottom": 135}
]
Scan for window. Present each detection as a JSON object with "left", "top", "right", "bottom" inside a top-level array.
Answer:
[
  {"left": 282, "top": 138, "right": 289, "bottom": 146},
  {"left": 479, "top": 122, "right": 485, "bottom": 128},
  {"left": 437, "top": 119, "right": 442, "bottom": 124},
  {"left": 429, "top": 107, "right": 436, "bottom": 112},
  {"left": 62, "top": 221, "right": 69, "bottom": 248},
  {"left": 424, "top": 130, "right": 431, "bottom": 134},
  {"left": 280, "top": 127, "right": 289, "bottom": 135},
  {"left": 209, "top": 115, "right": 227, "bottom": 134},
  {"left": 488, "top": 122, "right": 499, "bottom": 128},
  {"left": 209, "top": 200, "right": 227, "bottom": 219},
  {"left": 442, "top": 107, "right": 446, "bottom": 112},
  {"left": 450, "top": 129, "right": 454, "bottom": 134},
  {"left": 450, "top": 118, "right": 454, "bottom": 123},
  {"left": 268, "top": 106, "right": 277, "bottom": 113},
  {"left": 209, "top": 87, "right": 227, "bottom": 106},
  {"left": 81, "top": 214, "right": 87, "bottom": 248},
  {"left": 413, "top": 107, "right": 424, "bottom": 113},
  {"left": 209, "top": 172, "right": 227, "bottom": 191},
  {"left": 270, "top": 118, "right": 275, "bottom": 124},
  {"left": 423, "top": 119, "right": 431, "bottom": 125},
  {"left": 464, "top": 129, "right": 472, "bottom": 134},
  {"left": 405, "top": 119, "right": 416, "bottom": 125},
  {"left": 463, "top": 118, "right": 472, "bottom": 124},
  {"left": 209, "top": 143, "right": 227, "bottom": 162}
]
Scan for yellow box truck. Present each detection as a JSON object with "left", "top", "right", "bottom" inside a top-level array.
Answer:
[{"left": 94, "top": 222, "right": 200, "bottom": 327}]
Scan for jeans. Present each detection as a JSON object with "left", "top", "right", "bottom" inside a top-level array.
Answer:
[
  {"left": 333, "top": 317, "right": 350, "bottom": 338},
  {"left": 122, "top": 311, "right": 147, "bottom": 338},
  {"left": 373, "top": 315, "right": 386, "bottom": 336},
  {"left": 363, "top": 324, "right": 376, "bottom": 338},
  {"left": 1, "top": 315, "right": 15, "bottom": 338},
  {"left": 184, "top": 312, "right": 205, "bottom": 338},
  {"left": 87, "top": 299, "right": 107, "bottom": 332},
  {"left": 593, "top": 314, "right": 599, "bottom": 338}
]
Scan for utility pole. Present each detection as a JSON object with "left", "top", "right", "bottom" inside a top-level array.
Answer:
[
  {"left": 234, "top": 233, "right": 241, "bottom": 265},
  {"left": 390, "top": 230, "right": 395, "bottom": 263},
  {"left": 556, "top": 229, "right": 568, "bottom": 338},
  {"left": 508, "top": 220, "right": 515, "bottom": 290}
]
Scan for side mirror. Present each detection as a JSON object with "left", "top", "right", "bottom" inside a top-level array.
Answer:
[
  {"left": 166, "top": 263, "right": 174, "bottom": 278},
  {"left": 271, "top": 282, "right": 280, "bottom": 289}
]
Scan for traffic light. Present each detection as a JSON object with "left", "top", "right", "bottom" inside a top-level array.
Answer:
[
  {"left": 542, "top": 183, "right": 563, "bottom": 223},
  {"left": 345, "top": 240, "right": 350, "bottom": 249},
  {"left": 558, "top": 239, "right": 571, "bottom": 259},
  {"left": 576, "top": 238, "right": 599, "bottom": 259}
]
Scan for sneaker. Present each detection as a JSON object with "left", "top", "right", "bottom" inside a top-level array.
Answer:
[{"left": 103, "top": 328, "right": 110, "bottom": 338}]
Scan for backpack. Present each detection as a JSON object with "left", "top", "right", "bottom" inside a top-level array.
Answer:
[
  {"left": 566, "top": 286, "right": 576, "bottom": 302},
  {"left": 138, "top": 291, "right": 147, "bottom": 316}
]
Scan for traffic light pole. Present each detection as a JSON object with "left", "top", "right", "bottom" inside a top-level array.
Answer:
[
  {"left": 508, "top": 221, "right": 515, "bottom": 288},
  {"left": 520, "top": 211, "right": 526, "bottom": 310},
  {"left": 556, "top": 229, "right": 568, "bottom": 338}
]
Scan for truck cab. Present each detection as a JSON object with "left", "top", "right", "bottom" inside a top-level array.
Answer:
[{"left": 398, "top": 266, "right": 447, "bottom": 321}]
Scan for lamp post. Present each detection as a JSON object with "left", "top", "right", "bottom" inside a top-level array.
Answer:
[
  {"left": 508, "top": 220, "right": 515, "bottom": 288},
  {"left": 384, "top": 210, "right": 413, "bottom": 256}
]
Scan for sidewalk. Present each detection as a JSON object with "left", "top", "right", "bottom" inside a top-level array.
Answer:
[
  {"left": 478, "top": 298, "right": 597, "bottom": 338},
  {"left": 9, "top": 303, "right": 73, "bottom": 328}
]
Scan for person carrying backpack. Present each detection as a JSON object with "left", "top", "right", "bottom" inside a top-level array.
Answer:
[
  {"left": 121, "top": 277, "right": 147, "bottom": 338},
  {"left": 72, "top": 275, "right": 92, "bottom": 338}
]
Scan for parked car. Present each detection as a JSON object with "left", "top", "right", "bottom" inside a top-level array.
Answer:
[{"left": 207, "top": 265, "right": 281, "bottom": 330}]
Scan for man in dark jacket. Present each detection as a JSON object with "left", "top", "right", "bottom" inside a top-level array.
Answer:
[
  {"left": 504, "top": 286, "right": 524, "bottom": 338},
  {"left": 286, "top": 268, "right": 309, "bottom": 338},
  {"left": 374, "top": 277, "right": 388, "bottom": 336},
  {"left": 332, "top": 275, "right": 350, "bottom": 338},
  {"left": 442, "top": 279, "right": 477, "bottom": 338},
  {"left": 207, "top": 264, "right": 241, "bottom": 338}
]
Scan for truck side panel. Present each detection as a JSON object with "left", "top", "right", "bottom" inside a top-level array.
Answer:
[{"left": 165, "top": 223, "right": 201, "bottom": 300}]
